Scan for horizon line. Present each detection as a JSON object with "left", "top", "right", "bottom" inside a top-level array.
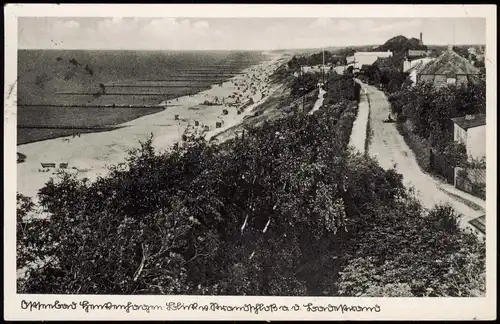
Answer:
[{"left": 18, "top": 42, "right": 487, "bottom": 52}]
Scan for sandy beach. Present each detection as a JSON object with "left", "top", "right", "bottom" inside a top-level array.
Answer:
[{"left": 17, "top": 53, "right": 285, "bottom": 203}]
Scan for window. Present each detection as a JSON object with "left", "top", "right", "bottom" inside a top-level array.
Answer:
[{"left": 447, "top": 78, "right": 457, "bottom": 84}]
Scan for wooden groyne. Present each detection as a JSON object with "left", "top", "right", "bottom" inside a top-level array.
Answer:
[
  {"left": 18, "top": 125, "right": 120, "bottom": 130},
  {"left": 18, "top": 104, "right": 166, "bottom": 109}
]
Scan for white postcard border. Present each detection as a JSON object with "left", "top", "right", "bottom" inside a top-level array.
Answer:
[{"left": 4, "top": 4, "right": 497, "bottom": 321}]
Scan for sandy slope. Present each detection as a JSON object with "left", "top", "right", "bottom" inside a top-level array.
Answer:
[
  {"left": 17, "top": 54, "right": 284, "bottom": 202},
  {"left": 361, "top": 82, "right": 484, "bottom": 232}
]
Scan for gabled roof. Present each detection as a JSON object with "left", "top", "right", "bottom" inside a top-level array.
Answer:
[
  {"left": 451, "top": 113, "right": 486, "bottom": 130},
  {"left": 419, "top": 48, "right": 480, "bottom": 75},
  {"left": 404, "top": 58, "right": 435, "bottom": 73},
  {"left": 469, "top": 215, "right": 485, "bottom": 234}
]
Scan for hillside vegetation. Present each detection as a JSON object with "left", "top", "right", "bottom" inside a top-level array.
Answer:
[{"left": 17, "top": 55, "right": 485, "bottom": 297}]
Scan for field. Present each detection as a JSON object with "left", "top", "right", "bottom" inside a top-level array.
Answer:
[{"left": 17, "top": 49, "right": 264, "bottom": 144}]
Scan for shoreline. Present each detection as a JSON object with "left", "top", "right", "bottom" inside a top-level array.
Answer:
[{"left": 17, "top": 53, "right": 284, "bottom": 203}]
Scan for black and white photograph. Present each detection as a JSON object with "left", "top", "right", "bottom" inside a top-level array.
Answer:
[{"left": 4, "top": 4, "right": 497, "bottom": 321}]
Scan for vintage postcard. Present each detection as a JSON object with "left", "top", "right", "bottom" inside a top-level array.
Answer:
[{"left": 4, "top": 4, "right": 497, "bottom": 321}]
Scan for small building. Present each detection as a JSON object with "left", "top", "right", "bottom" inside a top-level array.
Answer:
[
  {"left": 468, "top": 214, "right": 485, "bottom": 238},
  {"left": 451, "top": 113, "right": 486, "bottom": 160},
  {"left": 403, "top": 57, "right": 436, "bottom": 85},
  {"left": 407, "top": 49, "right": 428, "bottom": 60}
]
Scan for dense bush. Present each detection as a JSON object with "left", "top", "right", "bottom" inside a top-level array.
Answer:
[
  {"left": 17, "top": 73, "right": 485, "bottom": 297},
  {"left": 395, "top": 121, "right": 432, "bottom": 172},
  {"left": 287, "top": 52, "right": 344, "bottom": 71},
  {"left": 290, "top": 72, "right": 320, "bottom": 97},
  {"left": 389, "top": 80, "right": 486, "bottom": 143},
  {"left": 388, "top": 78, "right": 486, "bottom": 177},
  {"left": 338, "top": 202, "right": 485, "bottom": 297}
]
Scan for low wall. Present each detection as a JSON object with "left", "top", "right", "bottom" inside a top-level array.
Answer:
[{"left": 454, "top": 167, "right": 486, "bottom": 200}]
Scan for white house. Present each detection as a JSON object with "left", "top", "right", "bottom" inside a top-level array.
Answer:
[
  {"left": 403, "top": 57, "right": 435, "bottom": 85},
  {"left": 451, "top": 113, "right": 486, "bottom": 160},
  {"left": 468, "top": 214, "right": 485, "bottom": 239},
  {"left": 346, "top": 51, "right": 393, "bottom": 71}
]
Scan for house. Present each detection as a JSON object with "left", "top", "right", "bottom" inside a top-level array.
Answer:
[
  {"left": 407, "top": 49, "right": 428, "bottom": 60},
  {"left": 17, "top": 152, "right": 26, "bottom": 163},
  {"left": 468, "top": 214, "right": 486, "bottom": 238},
  {"left": 403, "top": 57, "right": 435, "bottom": 85},
  {"left": 451, "top": 113, "right": 486, "bottom": 160},
  {"left": 417, "top": 45, "right": 481, "bottom": 88},
  {"left": 346, "top": 51, "right": 393, "bottom": 71}
]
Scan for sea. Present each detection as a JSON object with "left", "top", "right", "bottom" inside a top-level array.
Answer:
[{"left": 17, "top": 49, "right": 265, "bottom": 144}]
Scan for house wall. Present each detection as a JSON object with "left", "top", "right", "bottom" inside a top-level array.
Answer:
[
  {"left": 454, "top": 124, "right": 467, "bottom": 144},
  {"left": 466, "top": 125, "right": 486, "bottom": 159},
  {"left": 409, "top": 70, "right": 418, "bottom": 85},
  {"left": 403, "top": 60, "right": 411, "bottom": 72}
]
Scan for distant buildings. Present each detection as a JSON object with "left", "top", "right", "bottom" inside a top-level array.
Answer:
[
  {"left": 346, "top": 51, "right": 393, "bottom": 71},
  {"left": 451, "top": 113, "right": 486, "bottom": 160},
  {"left": 407, "top": 49, "right": 428, "bottom": 60}
]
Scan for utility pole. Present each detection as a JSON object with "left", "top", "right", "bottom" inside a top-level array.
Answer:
[
  {"left": 299, "top": 65, "right": 306, "bottom": 113},
  {"left": 322, "top": 48, "right": 325, "bottom": 84},
  {"left": 453, "top": 21, "right": 456, "bottom": 47}
]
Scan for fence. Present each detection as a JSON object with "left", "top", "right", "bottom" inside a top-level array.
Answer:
[
  {"left": 397, "top": 121, "right": 432, "bottom": 172},
  {"left": 354, "top": 82, "right": 361, "bottom": 103},
  {"left": 430, "top": 149, "right": 456, "bottom": 184},
  {"left": 454, "top": 167, "right": 486, "bottom": 200}
]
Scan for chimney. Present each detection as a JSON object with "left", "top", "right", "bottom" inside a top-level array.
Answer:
[
  {"left": 447, "top": 44, "right": 453, "bottom": 52},
  {"left": 420, "top": 32, "right": 423, "bottom": 45}
]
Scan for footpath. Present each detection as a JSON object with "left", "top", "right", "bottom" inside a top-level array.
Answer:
[{"left": 348, "top": 79, "right": 370, "bottom": 153}]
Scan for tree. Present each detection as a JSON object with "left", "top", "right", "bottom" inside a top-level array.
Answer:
[{"left": 17, "top": 75, "right": 485, "bottom": 297}]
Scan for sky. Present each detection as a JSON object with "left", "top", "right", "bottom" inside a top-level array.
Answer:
[{"left": 18, "top": 17, "right": 486, "bottom": 51}]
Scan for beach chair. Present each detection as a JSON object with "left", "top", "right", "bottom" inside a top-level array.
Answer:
[
  {"left": 222, "top": 109, "right": 228, "bottom": 115},
  {"left": 216, "top": 122, "right": 222, "bottom": 129},
  {"left": 174, "top": 114, "right": 179, "bottom": 120},
  {"left": 194, "top": 120, "right": 200, "bottom": 126},
  {"left": 59, "top": 163, "right": 68, "bottom": 169}
]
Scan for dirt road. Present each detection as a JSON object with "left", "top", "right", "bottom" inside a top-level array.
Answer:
[{"left": 361, "top": 82, "right": 484, "bottom": 232}]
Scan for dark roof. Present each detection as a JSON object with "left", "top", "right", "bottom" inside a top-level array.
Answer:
[
  {"left": 469, "top": 215, "right": 485, "bottom": 234},
  {"left": 451, "top": 113, "right": 486, "bottom": 130}
]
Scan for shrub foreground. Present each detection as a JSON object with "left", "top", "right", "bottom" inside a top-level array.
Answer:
[{"left": 17, "top": 78, "right": 485, "bottom": 297}]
